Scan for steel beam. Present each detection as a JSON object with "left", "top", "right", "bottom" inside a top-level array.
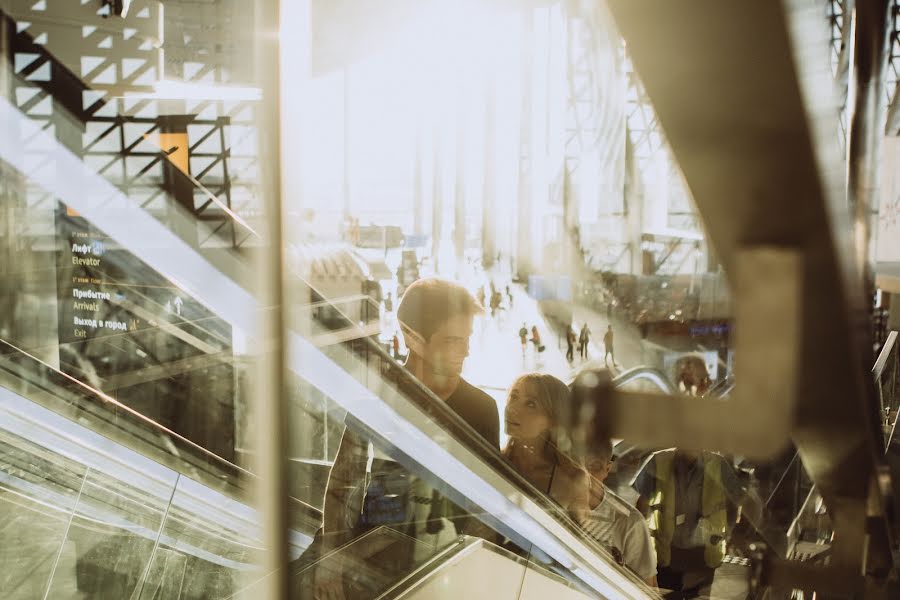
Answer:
[{"left": 604, "top": 0, "right": 894, "bottom": 575}]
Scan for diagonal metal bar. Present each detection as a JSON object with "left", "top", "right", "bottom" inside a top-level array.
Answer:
[
  {"left": 193, "top": 154, "right": 224, "bottom": 181},
  {"left": 188, "top": 123, "right": 220, "bottom": 154},
  {"left": 607, "top": 0, "right": 895, "bottom": 577},
  {"left": 82, "top": 120, "right": 120, "bottom": 152}
]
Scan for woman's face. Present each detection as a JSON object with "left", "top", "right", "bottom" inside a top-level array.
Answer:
[{"left": 505, "top": 380, "right": 552, "bottom": 442}]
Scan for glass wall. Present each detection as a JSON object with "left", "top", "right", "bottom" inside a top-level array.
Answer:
[{"left": 0, "top": 1, "right": 838, "bottom": 600}]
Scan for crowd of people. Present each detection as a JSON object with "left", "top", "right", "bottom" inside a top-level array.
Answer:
[{"left": 313, "top": 277, "right": 757, "bottom": 600}]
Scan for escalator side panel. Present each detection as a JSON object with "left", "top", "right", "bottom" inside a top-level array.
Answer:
[{"left": 394, "top": 542, "right": 595, "bottom": 600}]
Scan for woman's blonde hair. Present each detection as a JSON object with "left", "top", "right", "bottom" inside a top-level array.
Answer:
[{"left": 505, "top": 373, "right": 584, "bottom": 476}]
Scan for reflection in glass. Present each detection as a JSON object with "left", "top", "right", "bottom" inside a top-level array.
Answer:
[
  {"left": 43, "top": 467, "right": 175, "bottom": 598},
  {"left": 0, "top": 432, "right": 90, "bottom": 599}
]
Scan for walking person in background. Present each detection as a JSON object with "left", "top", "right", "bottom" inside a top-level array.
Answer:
[
  {"left": 519, "top": 323, "right": 529, "bottom": 355},
  {"left": 506, "top": 285, "right": 514, "bottom": 308},
  {"left": 579, "top": 323, "right": 591, "bottom": 360},
  {"left": 490, "top": 290, "right": 502, "bottom": 318},
  {"left": 603, "top": 324, "right": 615, "bottom": 366},
  {"left": 391, "top": 333, "right": 401, "bottom": 360},
  {"left": 566, "top": 324, "right": 576, "bottom": 363},
  {"left": 531, "top": 325, "right": 543, "bottom": 354}
]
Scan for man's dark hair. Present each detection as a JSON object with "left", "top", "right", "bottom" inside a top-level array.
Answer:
[{"left": 397, "top": 278, "right": 482, "bottom": 341}]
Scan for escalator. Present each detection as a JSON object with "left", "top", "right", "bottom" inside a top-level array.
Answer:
[
  {"left": 0, "top": 268, "right": 655, "bottom": 600},
  {"left": 784, "top": 329, "right": 900, "bottom": 571},
  {"left": 0, "top": 14, "right": 654, "bottom": 595},
  {"left": 0, "top": 340, "right": 321, "bottom": 599},
  {"left": 0, "top": 108, "right": 652, "bottom": 599},
  {"left": 301, "top": 534, "right": 600, "bottom": 600}
]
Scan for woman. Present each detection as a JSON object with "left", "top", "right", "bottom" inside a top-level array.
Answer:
[
  {"left": 530, "top": 325, "right": 542, "bottom": 349},
  {"left": 503, "top": 373, "right": 589, "bottom": 523}
]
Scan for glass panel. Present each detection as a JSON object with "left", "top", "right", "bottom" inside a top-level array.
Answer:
[
  {"left": 292, "top": 527, "right": 437, "bottom": 599},
  {"left": 136, "top": 476, "right": 264, "bottom": 600},
  {"left": 0, "top": 430, "right": 89, "bottom": 600},
  {"left": 43, "top": 466, "right": 174, "bottom": 599}
]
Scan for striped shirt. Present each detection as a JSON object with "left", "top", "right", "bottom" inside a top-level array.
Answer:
[{"left": 582, "top": 485, "right": 657, "bottom": 581}]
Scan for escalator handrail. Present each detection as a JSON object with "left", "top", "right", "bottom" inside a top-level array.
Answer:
[
  {"left": 0, "top": 338, "right": 323, "bottom": 524},
  {"left": 888, "top": 405, "right": 900, "bottom": 454},
  {"left": 786, "top": 484, "right": 823, "bottom": 559},
  {"left": 0, "top": 339, "right": 249, "bottom": 476},
  {"left": 871, "top": 330, "right": 898, "bottom": 382},
  {"left": 611, "top": 366, "right": 677, "bottom": 395},
  {"left": 784, "top": 332, "right": 899, "bottom": 558},
  {"left": 0, "top": 384, "right": 315, "bottom": 567},
  {"left": 292, "top": 300, "right": 652, "bottom": 596},
  {"left": 705, "top": 375, "right": 735, "bottom": 398},
  {"left": 874, "top": 331, "right": 900, "bottom": 450}
]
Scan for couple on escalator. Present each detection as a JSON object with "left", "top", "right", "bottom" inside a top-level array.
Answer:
[{"left": 311, "top": 278, "right": 654, "bottom": 600}]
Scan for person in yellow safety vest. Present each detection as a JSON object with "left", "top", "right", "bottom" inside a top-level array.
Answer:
[{"left": 632, "top": 448, "right": 753, "bottom": 600}]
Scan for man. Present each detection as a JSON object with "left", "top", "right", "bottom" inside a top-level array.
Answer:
[
  {"left": 632, "top": 448, "right": 759, "bottom": 599},
  {"left": 394, "top": 278, "right": 499, "bottom": 446},
  {"left": 579, "top": 323, "right": 591, "bottom": 360},
  {"left": 582, "top": 439, "right": 657, "bottom": 586},
  {"left": 603, "top": 324, "right": 615, "bottom": 365},
  {"left": 316, "top": 278, "right": 499, "bottom": 599},
  {"left": 490, "top": 290, "right": 501, "bottom": 317},
  {"left": 566, "top": 324, "right": 576, "bottom": 363}
]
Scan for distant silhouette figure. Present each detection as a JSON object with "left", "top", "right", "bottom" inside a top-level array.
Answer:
[
  {"left": 566, "top": 325, "right": 576, "bottom": 363},
  {"left": 579, "top": 323, "right": 591, "bottom": 360},
  {"left": 531, "top": 325, "right": 544, "bottom": 353},
  {"left": 603, "top": 325, "right": 615, "bottom": 365},
  {"left": 490, "top": 291, "right": 502, "bottom": 317}
]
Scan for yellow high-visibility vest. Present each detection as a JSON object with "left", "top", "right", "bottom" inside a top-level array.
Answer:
[{"left": 646, "top": 450, "right": 728, "bottom": 568}]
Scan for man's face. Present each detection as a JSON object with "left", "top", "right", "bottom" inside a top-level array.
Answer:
[{"left": 422, "top": 314, "right": 473, "bottom": 377}]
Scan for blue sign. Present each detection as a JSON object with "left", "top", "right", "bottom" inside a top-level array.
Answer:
[{"left": 528, "top": 275, "right": 573, "bottom": 302}]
